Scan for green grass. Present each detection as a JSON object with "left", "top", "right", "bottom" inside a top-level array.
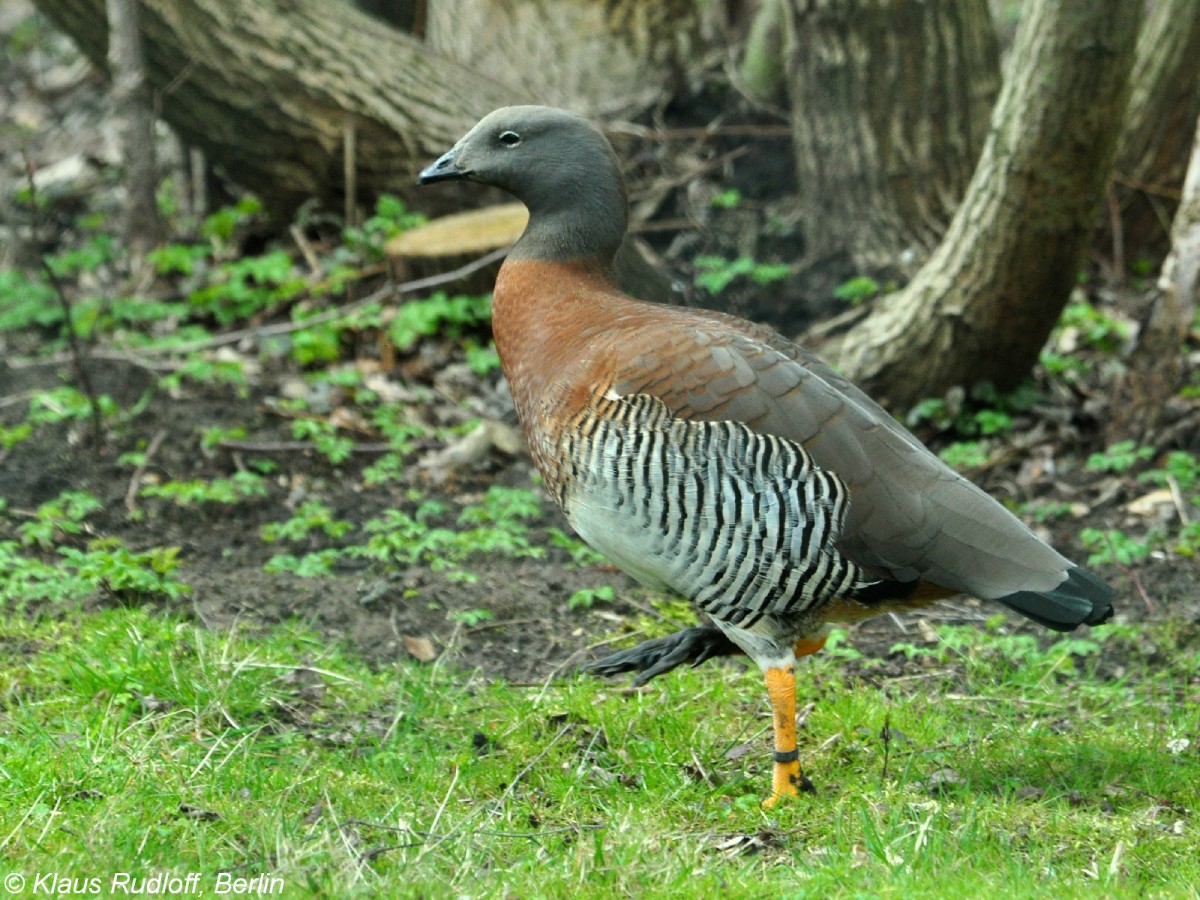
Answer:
[{"left": 1, "top": 611, "right": 1197, "bottom": 897}]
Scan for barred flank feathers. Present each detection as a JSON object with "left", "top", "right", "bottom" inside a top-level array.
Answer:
[{"left": 561, "top": 394, "right": 870, "bottom": 629}]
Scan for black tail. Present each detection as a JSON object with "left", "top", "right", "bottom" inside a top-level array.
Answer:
[{"left": 997, "top": 566, "right": 1115, "bottom": 632}]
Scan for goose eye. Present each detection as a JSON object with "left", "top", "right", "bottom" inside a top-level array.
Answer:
[{"left": 498, "top": 131, "right": 521, "bottom": 147}]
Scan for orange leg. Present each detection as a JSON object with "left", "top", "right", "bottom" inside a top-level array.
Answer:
[{"left": 761, "top": 664, "right": 815, "bottom": 807}]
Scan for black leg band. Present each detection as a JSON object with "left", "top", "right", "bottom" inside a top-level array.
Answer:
[{"left": 773, "top": 749, "right": 800, "bottom": 763}]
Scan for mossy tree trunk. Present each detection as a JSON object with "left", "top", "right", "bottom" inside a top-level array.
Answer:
[
  {"left": 34, "top": 0, "right": 515, "bottom": 212},
  {"left": 824, "top": 0, "right": 1139, "bottom": 413},
  {"left": 1107, "top": 111, "right": 1200, "bottom": 442},
  {"left": 105, "top": 0, "right": 161, "bottom": 262},
  {"left": 32, "top": 0, "right": 721, "bottom": 214},
  {"left": 1107, "top": 0, "right": 1200, "bottom": 269},
  {"left": 425, "top": 0, "right": 725, "bottom": 115},
  {"left": 778, "top": 0, "right": 1000, "bottom": 275}
]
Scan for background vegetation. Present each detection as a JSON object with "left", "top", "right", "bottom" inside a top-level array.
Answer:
[{"left": 1, "top": 1, "right": 1198, "bottom": 897}]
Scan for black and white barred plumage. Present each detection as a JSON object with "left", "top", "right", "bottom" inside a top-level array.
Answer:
[{"left": 558, "top": 393, "right": 870, "bottom": 633}]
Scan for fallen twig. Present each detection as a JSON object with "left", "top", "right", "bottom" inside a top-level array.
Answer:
[
  {"left": 412, "top": 763, "right": 458, "bottom": 866},
  {"left": 0, "top": 390, "right": 39, "bottom": 409},
  {"left": 215, "top": 438, "right": 391, "bottom": 454},
  {"left": 124, "top": 428, "right": 167, "bottom": 512},
  {"left": 290, "top": 222, "right": 322, "bottom": 276},
  {"left": 881, "top": 709, "right": 892, "bottom": 781},
  {"left": 1166, "top": 473, "right": 1193, "bottom": 526},
  {"left": 606, "top": 123, "right": 790, "bottom": 140}
]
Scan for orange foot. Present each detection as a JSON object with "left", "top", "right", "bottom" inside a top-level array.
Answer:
[{"left": 762, "top": 756, "right": 816, "bottom": 808}]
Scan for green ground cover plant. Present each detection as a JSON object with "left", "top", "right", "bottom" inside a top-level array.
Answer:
[
  {"left": 1, "top": 611, "right": 1196, "bottom": 897},
  {"left": 2, "top": 53, "right": 1196, "bottom": 894}
]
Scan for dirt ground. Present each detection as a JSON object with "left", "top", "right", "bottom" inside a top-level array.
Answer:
[
  {"left": 2, "top": 3, "right": 1197, "bottom": 687},
  {"left": 3, "top": 339, "right": 1197, "bottom": 687},
  {"left": 0, "top": 348, "right": 633, "bottom": 681}
]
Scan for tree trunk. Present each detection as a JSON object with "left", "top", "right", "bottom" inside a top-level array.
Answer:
[
  {"left": 1107, "top": 111, "right": 1200, "bottom": 442},
  {"left": 824, "top": 0, "right": 1139, "bottom": 413},
  {"left": 780, "top": 0, "right": 1000, "bottom": 275},
  {"left": 739, "top": 0, "right": 788, "bottom": 103},
  {"left": 35, "top": 0, "right": 515, "bottom": 212},
  {"left": 1107, "top": 0, "right": 1200, "bottom": 268},
  {"left": 105, "top": 0, "right": 161, "bottom": 262},
  {"left": 425, "top": 0, "right": 726, "bottom": 116},
  {"left": 33, "top": 0, "right": 718, "bottom": 214}
]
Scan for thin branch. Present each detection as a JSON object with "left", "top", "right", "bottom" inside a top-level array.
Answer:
[
  {"left": 215, "top": 439, "right": 391, "bottom": 454},
  {"left": 412, "top": 764, "right": 459, "bottom": 865},
  {"left": 155, "top": 58, "right": 198, "bottom": 108},
  {"left": 106, "top": 0, "right": 162, "bottom": 263},
  {"left": 1108, "top": 171, "right": 1185, "bottom": 202},
  {"left": 1107, "top": 183, "right": 1125, "bottom": 285},
  {"left": 124, "top": 428, "right": 168, "bottom": 512},
  {"left": 0, "top": 390, "right": 39, "bottom": 409},
  {"left": 880, "top": 709, "right": 892, "bottom": 782},
  {"left": 606, "top": 123, "right": 791, "bottom": 140},
  {"left": 464, "top": 617, "right": 539, "bottom": 634},
  {"left": 655, "top": 146, "right": 751, "bottom": 193},
  {"left": 290, "top": 223, "right": 322, "bottom": 275},
  {"left": 483, "top": 723, "right": 573, "bottom": 824},
  {"left": 22, "top": 151, "right": 103, "bottom": 449},
  {"left": 1166, "top": 474, "right": 1193, "bottom": 526},
  {"left": 343, "top": 117, "right": 357, "bottom": 228},
  {"left": 233, "top": 662, "right": 360, "bottom": 684},
  {"left": 346, "top": 819, "right": 604, "bottom": 841}
]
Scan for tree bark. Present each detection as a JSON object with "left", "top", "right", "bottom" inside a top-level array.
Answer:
[
  {"left": 25, "top": 0, "right": 501, "bottom": 212},
  {"left": 1108, "top": 0, "right": 1200, "bottom": 267},
  {"left": 780, "top": 0, "right": 1000, "bottom": 274},
  {"left": 1107, "top": 111, "right": 1200, "bottom": 442},
  {"left": 825, "top": 0, "right": 1139, "bottom": 413},
  {"left": 739, "top": 0, "right": 788, "bottom": 103},
  {"left": 425, "top": 0, "right": 725, "bottom": 116},
  {"left": 105, "top": 0, "right": 161, "bottom": 262},
  {"left": 33, "top": 0, "right": 717, "bottom": 214}
]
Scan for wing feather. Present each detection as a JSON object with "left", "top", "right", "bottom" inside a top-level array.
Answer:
[{"left": 605, "top": 305, "right": 1070, "bottom": 599}]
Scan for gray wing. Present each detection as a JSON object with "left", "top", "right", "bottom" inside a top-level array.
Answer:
[{"left": 607, "top": 307, "right": 1073, "bottom": 601}]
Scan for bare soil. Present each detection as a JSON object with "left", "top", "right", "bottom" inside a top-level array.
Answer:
[
  {"left": 2, "top": 2, "right": 1197, "bottom": 688},
  {"left": 3, "top": 340, "right": 1197, "bottom": 687}
]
